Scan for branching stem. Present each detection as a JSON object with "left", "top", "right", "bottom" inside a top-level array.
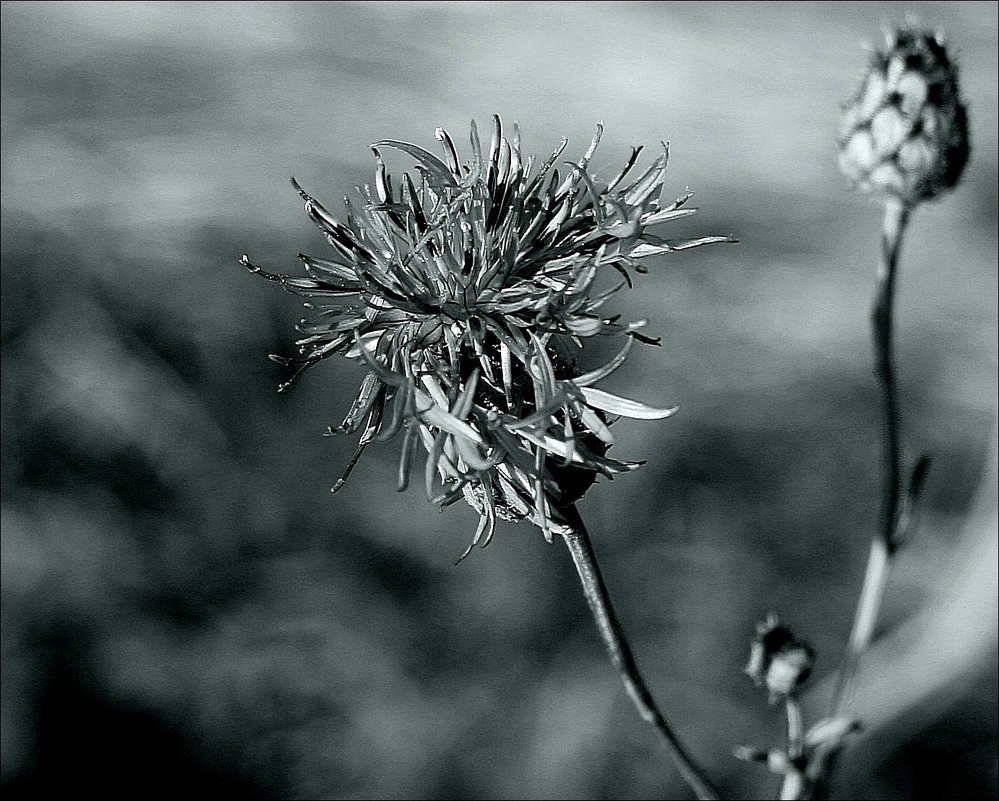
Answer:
[
  {"left": 831, "top": 196, "right": 911, "bottom": 715},
  {"left": 559, "top": 504, "right": 720, "bottom": 801}
]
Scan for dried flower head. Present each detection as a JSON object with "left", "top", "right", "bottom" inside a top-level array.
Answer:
[
  {"left": 837, "top": 26, "right": 970, "bottom": 205},
  {"left": 244, "top": 116, "right": 732, "bottom": 554},
  {"left": 745, "top": 615, "right": 816, "bottom": 701}
]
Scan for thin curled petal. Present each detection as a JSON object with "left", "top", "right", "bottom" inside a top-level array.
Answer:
[
  {"left": 631, "top": 235, "right": 737, "bottom": 258},
  {"left": 579, "top": 386, "right": 679, "bottom": 419},
  {"left": 572, "top": 338, "right": 634, "bottom": 387},
  {"left": 413, "top": 388, "right": 483, "bottom": 444},
  {"left": 372, "top": 139, "right": 459, "bottom": 189}
]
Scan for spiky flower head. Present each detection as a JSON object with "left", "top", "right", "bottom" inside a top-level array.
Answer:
[
  {"left": 837, "top": 26, "right": 969, "bottom": 206},
  {"left": 243, "top": 116, "right": 732, "bottom": 555}
]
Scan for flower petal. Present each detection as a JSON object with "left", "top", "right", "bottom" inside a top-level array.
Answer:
[
  {"left": 572, "top": 338, "right": 633, "bottom": 387},
  {"left": 414, "top": 388, "right": 483, "bottom": 444},
  {"left": 371, "top": 139, "right": 459, "bottom": 189},
  {"left": 579, "top": 386, "right": 679, "bottom": 419},
  {"left": 631, "top": 235, "right": 736, "bottom": 258}
]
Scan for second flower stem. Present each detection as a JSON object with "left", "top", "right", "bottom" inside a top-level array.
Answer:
[
  {"left": 831, "top": 196, "right": 911, "bottom": 715},
  {"left": 559, "top": 504, "right": 720, "bottom": 801}
]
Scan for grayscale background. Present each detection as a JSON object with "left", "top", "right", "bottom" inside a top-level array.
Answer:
[{"left": 2, "top": 2, "right": 996, "bottom": 798}]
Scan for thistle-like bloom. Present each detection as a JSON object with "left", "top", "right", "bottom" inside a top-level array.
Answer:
[{"left": 243, "top": 116, "right": 731, "bottom": 554}]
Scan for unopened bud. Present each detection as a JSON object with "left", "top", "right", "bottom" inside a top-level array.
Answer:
[
  {"left": 838, "top": 27, "right": 969, "bottom": 205},
  {"left": 745, "top": 616, "right": 816, "bottom": 701}
]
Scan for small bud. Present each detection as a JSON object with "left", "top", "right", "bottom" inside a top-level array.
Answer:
[
  {"left": 745, "top": 616, "right": 816, "bottom": 701},
  {"left": 733, "top": 745, "right": 769, "bottom": 763},
  {"left": 838, "top": 27, "right": 970, "bottom": 205}
]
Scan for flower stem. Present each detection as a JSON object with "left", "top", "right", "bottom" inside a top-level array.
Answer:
[
  {"left": 831, "top": 196, "right": 911, "bottom": 715},
  {"left": 559, "top": 504, "right": 720, "bottom": 801},
  {"left": 779, "top": 696, "right": 806, "bottom": 800}
]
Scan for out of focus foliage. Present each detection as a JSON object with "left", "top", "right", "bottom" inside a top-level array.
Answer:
[{"left": 2, "top": 3, "right": 996, "bottom": 799}]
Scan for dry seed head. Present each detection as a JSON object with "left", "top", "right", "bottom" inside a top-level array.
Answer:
[{"left": 838, "top": 27, "right": 969, "bottom": 205}]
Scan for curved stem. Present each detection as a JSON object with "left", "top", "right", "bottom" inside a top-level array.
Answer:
[
  {"left": 831, "top": 196, "right": 911, "bottom": 715},
  {"left": 871, "top": 196, "right": 909, "bottom": 553},
  {"left": 558, "top": 504, "right": 720, "bottom": 800}
]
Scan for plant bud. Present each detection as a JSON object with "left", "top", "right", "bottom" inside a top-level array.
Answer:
[
  {"left": 838, "top": 27, "right": 969, "bottom": 205},
  {"left": 745, "top": 616, "right": 816, "bottom": 701}
]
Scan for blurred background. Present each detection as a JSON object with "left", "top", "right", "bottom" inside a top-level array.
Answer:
[{"left": 1, "top": 2, "right": 996, "bottom": 798}]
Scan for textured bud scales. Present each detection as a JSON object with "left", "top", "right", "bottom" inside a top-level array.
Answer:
[{"left": 838, "top": 27, "right": 969, "bottom": 205}]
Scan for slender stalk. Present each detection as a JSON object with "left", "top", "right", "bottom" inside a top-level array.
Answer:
[
  {"left": 831, "top": 196, "right": 911, "bottom": 714},
  {"left": 785, "top": 695, "right": 804, "bottom": 762},
  {"left": 558, "top": 504, "right": 720, "bottom": 801},
  {"left": 779, "top": 696, "right": 805, "bottom": 800}
]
